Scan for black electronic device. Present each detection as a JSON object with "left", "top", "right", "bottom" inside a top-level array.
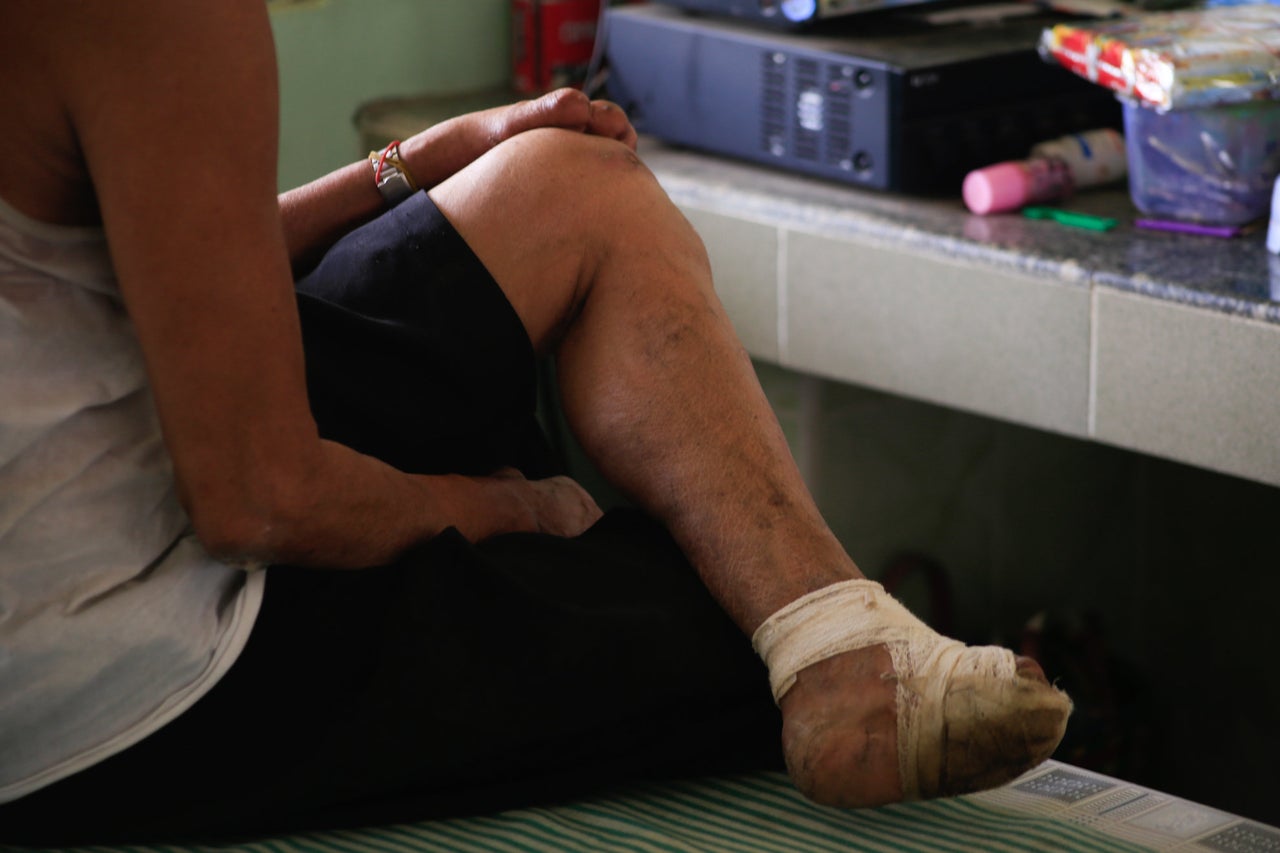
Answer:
[
  {"left": 604, "top": 3, "right": 1121, "bottom": 194},
  {"left": 654, "top": 0, "right": 947, "bottom": 27}
]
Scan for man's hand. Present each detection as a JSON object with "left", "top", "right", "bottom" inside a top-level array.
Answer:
[
  {"left": 401, "top": 89, "right": 638, "bottom": 189},
  {"left": 492, "top": 467, "right": 604, "bottom": 539},
  {"left": 487, "top": 88, "right": 638, "bottom": 151}
]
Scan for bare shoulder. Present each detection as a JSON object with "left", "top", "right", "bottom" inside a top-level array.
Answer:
[{"left": 0, "top": 0, "right": 278, "bottom": 227}]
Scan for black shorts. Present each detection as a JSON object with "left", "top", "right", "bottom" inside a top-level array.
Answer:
[{"left": 0, "top": 193, "right": 781, "bottom": 846}]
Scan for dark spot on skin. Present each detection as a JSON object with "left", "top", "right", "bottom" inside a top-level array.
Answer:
[{"left": 639, "top": 314, "right": 699, "bottom": 368}]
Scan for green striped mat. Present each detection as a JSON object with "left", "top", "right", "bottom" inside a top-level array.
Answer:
[{"left": 12, "top": 765, "right": 1168, "bottom": 853}]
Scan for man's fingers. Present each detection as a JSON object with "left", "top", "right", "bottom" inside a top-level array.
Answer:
[
  {"left": 587, "top": 100, "right": 638, "bottom": 149},
  {"left": 515, "top": 89, "right": 591, "bottom": 135},
  {"left": 503, "top": 90, "right": 637, "bottom": 151},
  {"left": 537, "top": 475, "right": 603, "bottom": 537}
]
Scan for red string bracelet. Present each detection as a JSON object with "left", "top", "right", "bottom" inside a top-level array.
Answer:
[{"left": 375, "top": 140, "right": 402, "bottom": 186}]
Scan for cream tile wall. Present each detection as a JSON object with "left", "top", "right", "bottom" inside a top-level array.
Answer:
[
  {"left": 785, "top": 233, "right": 1092, "bottom": 440},
  {"left": 1093, "top": 290, "right": 1280, "bottom": 486},
  {"left": 683, "top": 209, "right": 780, "bottom": 363}
]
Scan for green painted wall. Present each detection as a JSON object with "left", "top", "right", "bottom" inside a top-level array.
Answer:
[{"left": 270, "top": 0, "right": 511, "bottom": 191}]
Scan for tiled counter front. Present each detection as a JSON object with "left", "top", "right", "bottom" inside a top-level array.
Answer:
[{"left": 646, "top": 143, "right": 1280, "bottom": 489}]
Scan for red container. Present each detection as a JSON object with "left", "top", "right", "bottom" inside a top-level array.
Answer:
[{"left": 512, "top": 0, "right": 605, "bottom": 94}]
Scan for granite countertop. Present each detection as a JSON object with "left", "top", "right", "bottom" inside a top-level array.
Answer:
[{"left": 642, "top": 141, "right": 1280, "bottom": 325}]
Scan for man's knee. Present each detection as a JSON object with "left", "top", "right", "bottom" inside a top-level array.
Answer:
[
  {"left": 496, "top": 128, "right": 658, "bottom": 211},
  {"left": 508, "top": 126, "right": 647, "bottom": 171}
]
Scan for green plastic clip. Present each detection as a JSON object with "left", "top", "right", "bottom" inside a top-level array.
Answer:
[{"left": 1022, "top": 206, "right": 1118, "bottom": 232}]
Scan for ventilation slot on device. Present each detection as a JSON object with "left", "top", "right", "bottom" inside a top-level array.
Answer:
[
  {"left": 761, "top": 51, "right": 788, "bottom": 158},
  {"left": 792, "top": 58, "right": 821, "bottom": 162},
  {"left": 825, "top": 65, "right": 855, "bottom": 170}
]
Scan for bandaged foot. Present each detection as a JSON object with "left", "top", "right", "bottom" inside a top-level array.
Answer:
[{"left": 753, "top": 579, "right": 1071, "bottom": 806}]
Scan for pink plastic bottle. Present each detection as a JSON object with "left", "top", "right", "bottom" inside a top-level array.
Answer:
[{"left": 962, "top": 128, "right": 1127, "bottom": 215}]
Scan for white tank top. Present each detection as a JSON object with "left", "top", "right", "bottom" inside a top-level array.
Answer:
[{"left": 0, "top": 193, "right": 264, "bottom": 802}]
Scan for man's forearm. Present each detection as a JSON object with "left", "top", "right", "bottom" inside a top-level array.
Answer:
[
  {"left": 192, "top": 437, "right": 526, "bottom": 568},
  {"left": 276, "top": 122, "right": 479, "bottom": 276},
  {"left": 275, "top": 89, "right": 628, "bottom": 277},
  {"left": 187, "top": 429, "right": 603, "bottom": 569},
  {"left": 278, "top": 159, "right": 385, "bottom": 278}
]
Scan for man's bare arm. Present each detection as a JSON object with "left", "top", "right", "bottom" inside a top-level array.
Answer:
[
  {"left": 57, "top": 0, "right": 598, "bottom": 567},
  {"left": 278, "top": 90, "right": 638, "bottom": 276}
]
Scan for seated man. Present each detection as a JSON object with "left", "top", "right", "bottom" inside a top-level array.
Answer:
[{"left": 0, "top": 0, "right": 1070, "bottom": 844}]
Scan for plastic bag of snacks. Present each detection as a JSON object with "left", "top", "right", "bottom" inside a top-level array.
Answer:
[{"left": 1039, "top": 4, "right": 1280, "bottom": 111}]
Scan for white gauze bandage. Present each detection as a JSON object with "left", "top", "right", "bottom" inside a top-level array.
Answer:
[{"left": 751, "top": 579, "right": 1033, "bottom": 801}]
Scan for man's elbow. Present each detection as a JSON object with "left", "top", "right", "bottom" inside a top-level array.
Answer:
[
  {"left": 188, "top": 498, "right": 283, "bottom": 565},
  {"left": 183, "top": 469, "right": 310, "bottom": 565}
]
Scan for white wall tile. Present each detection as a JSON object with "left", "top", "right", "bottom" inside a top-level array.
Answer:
[
  {"left": 1093, "top": 290, "right": 1280, "bottom": 488},
  {"left": 682, "top": 208, "right": 779, "bottom": 363},
  {"left": 785, "top": 233, "right": 1092, "bottom": 440}
]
